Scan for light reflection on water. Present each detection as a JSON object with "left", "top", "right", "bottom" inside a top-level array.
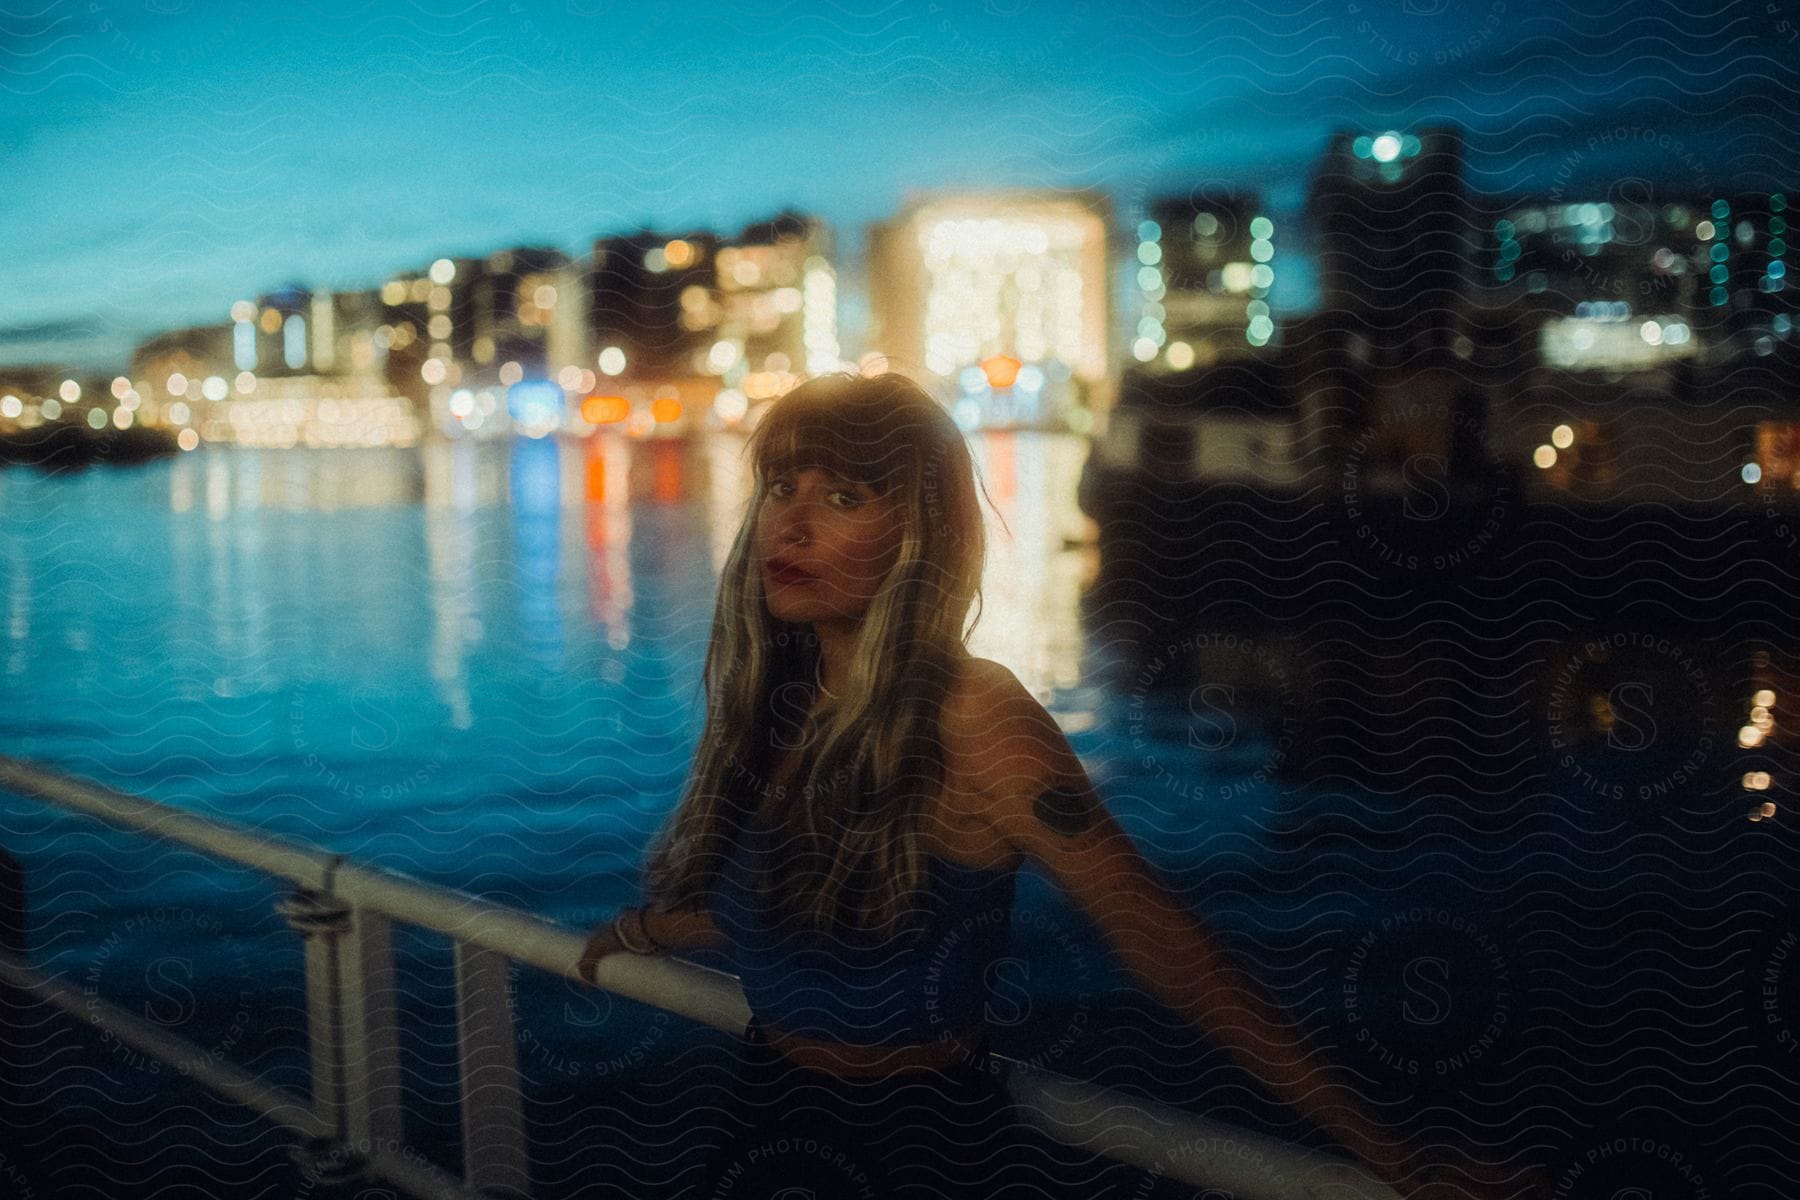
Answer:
[{"left": 0, "top": 432, "right": 1105, "bottom": 896}]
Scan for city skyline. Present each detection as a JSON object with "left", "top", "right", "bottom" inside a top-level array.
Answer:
[{"left": 6, "top": 0, "right": 1792, "bottom": 374}]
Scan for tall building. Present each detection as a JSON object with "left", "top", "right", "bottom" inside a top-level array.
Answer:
[
  {"left": 1136, "top": 192, "right": 1276, "bottom": 371},
  {"left": 1469, "top": 195, "right": 1708, "bottom": 372},
  {"left": 223, "top": 286, "right": 390, "bottom": 380},
  {"left": 713, "top": 211, "right": 838, "bottom": 392},
  {"left": 379, "top": 247, "right": 590, "bottom": 436},
  {"left": 588, "top": 211, "right": 834, "bottom": 410},
  {"left": 236, "top": 285, "right": 315, "bottom": 376},
  {"left": 1708, "top": 192, "right": 1797, "bottom": 355},
  {"left": 589, "top": 228, "right": 721, "bottom": 382},
  {"left": 1310, "top": 126, "right": 1470, "bottom": 355},
  {"left": 384, "top": 248, "right": 589, "bottom": 388},
  {"left": 868, "top": 190, "right": 1111, "bottom": 429}
]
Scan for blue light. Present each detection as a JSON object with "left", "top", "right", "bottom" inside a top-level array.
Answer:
[
  {"left": 283, "top": 315, "right": 307, "bottom": 370},
  {"left": 510, "top": 433, "right": 562, "bottom": 514},
  {"left": 507, "top": 380, "right": 564, "bottom": 437},
  {"left": 233, "top": 321, "right": 257, "bottom": 371}
]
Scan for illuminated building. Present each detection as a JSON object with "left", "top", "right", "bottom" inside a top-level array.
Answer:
[
  {"left": 1469, "top": 190, "right": 1800, "bottom": 371},
  {"left": 312, "top": 289, "right": 387, "bottom": 376},
  {"left": 227, "top": 287, "right": 391, "bottom": 379},
  {"left": 589, "top": 227, "right": 721, "bottom": 381},
  {"left": 131, "top": 323, "right": 235, "bottom": 407},
  {"left": 586, "top": 211, "right": 833, "bottom": 427},
  {"left": 713, "top": 212, "right": 837, "bottom": 400},
  {"left": 1310, "top": 126, "right": 1470, "bottom": 356},
  {"left": 383, "top": 247, "right": 589, "bottom": 437},
  {"left": 1470, "top": 196, "right": 1709, "bottom": 372},
  {"left": 127, "top": 292, "right": 415, "bottom": 448},
  {"left": 241, "top": 285, "right": 315, "bottom": 375},
  {"left": 195, "top": 373, "right": 422, "bottom": 448},
  {"left": 591, "top": 212, "right": 830, "bottom": 366},
  {"left": 1707, "top": 192, "right": 1797, "bottom": 357},
  {"left": 463, "top": 247, "right": 590, "bottom": 381},
  {"left": 868, "top": 190, "right": 1111, "bottom": 430},
  {"left": 1137, "top": 192, "right": 1276, "bottom": 371}
]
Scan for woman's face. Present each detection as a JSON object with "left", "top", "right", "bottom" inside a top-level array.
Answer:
[{"left": 756, "top": 465, "right": 903, "bottom": 626}]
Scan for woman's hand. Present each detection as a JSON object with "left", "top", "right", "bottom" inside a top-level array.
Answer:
[{"left": 576, "top": 914, "right": 630, "bottom": 985}]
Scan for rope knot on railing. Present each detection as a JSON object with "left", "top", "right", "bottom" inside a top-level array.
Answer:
[
  {"left": 288, "top": 1134, "right": 369, "bottom": 1187},
  {"left": 276, "top": 886, "right": 353, "bottom": 937}
]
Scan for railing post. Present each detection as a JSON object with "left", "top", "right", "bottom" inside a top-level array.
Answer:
[
  {"left": 277, "top": 880, "right": 371, "bottom": 1189},
  {"left": 337, "top": 906, "right": 404, "bottom": 1161},
  {"left": 0, "top": 849, "right": 27, "bottom": 1118},
  {"left": 453, "top": 941, "right": 530, "bottom": 1198}
]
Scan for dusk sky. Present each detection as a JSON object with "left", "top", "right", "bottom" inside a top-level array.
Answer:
[{"left": 5, "top": 0, "right": 1793, "bottom": 373}]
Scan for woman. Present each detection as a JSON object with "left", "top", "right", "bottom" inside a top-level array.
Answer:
[{"left": 579, "top": 371, "right": 1521, "bottom": 1200}]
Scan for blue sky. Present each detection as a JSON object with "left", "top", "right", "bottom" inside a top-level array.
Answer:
[{"left": 3, "top": 0, "right": 1792, "bottom": 372}]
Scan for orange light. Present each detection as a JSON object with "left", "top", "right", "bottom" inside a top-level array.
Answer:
[
  {"left": 582, "top": 394, "right": 630, "bottom": 424},
  {"left": 585, "top": 454, "right": 606, "bottom": 503},
  {"left": 981, "top": 354, "right": 1022, "bottom": 389},
  {"left": 651, "top": 396, "right": 683, "bottom": 423}
]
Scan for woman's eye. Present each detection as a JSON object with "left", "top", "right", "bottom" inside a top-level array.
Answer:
[{"left": 829, "top": 491, "right": 861, "bottom": 507}]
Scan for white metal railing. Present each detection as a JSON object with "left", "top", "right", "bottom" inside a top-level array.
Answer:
[{"left": 0, "top": 756, "right": 1400, "bottom": 1200}]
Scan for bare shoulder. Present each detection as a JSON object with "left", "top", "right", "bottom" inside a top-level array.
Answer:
[
  {"left": 923, "top": 655, "right": 1044, "bottom": 870},
  {"left": 945, "top": 654, "right": 1014, "bottom": 709},
  {"left": 942, "top": 655, "right": 1066, "bottom": 779},
  {"left": 939, "top": 654, "right": 1077, "bottom": 818},
  {"left": 940, "top": 658, "right": 1164, "bottom": 918}
]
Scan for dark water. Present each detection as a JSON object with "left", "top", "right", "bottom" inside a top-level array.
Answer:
[{"left": 1, "top": 436, "right": 1795, "bottom": 1199}]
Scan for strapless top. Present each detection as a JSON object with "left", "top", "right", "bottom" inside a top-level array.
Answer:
[{"left": 709, "top": 810, "right": 1018, "bottom": 1046}]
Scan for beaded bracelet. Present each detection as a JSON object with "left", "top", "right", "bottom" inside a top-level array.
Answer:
[
  {"left": 611, "top": 909, "right": 655, "bottom": 954},
  {"left": 635, "top": 907, "right": 666, "bottom": 951},
  {"left": 610, "top": 907, "right": 664, "bottom": 955}
]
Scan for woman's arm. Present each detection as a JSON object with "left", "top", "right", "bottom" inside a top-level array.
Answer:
[
  {"left": 577, "top": 905, "right": 726, "bottom": 984},
  {"left": 954, "top": 662, "right": 1522, "bottom": 1199},
  {"left": 640, "top": 906, "right": 727, "bottom": 952}
]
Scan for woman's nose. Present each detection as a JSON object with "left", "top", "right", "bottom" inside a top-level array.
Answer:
[{"left": 774, "top": 504, "right": 813, "bottom": 543}]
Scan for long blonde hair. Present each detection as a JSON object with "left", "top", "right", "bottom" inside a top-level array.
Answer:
[{"left": 641, "top": 371, "right": 991, "bottom": 937}]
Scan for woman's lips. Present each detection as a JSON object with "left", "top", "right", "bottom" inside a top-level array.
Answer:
[{"left": 768, "top": 564, "right": 818, "bottom": 586}]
